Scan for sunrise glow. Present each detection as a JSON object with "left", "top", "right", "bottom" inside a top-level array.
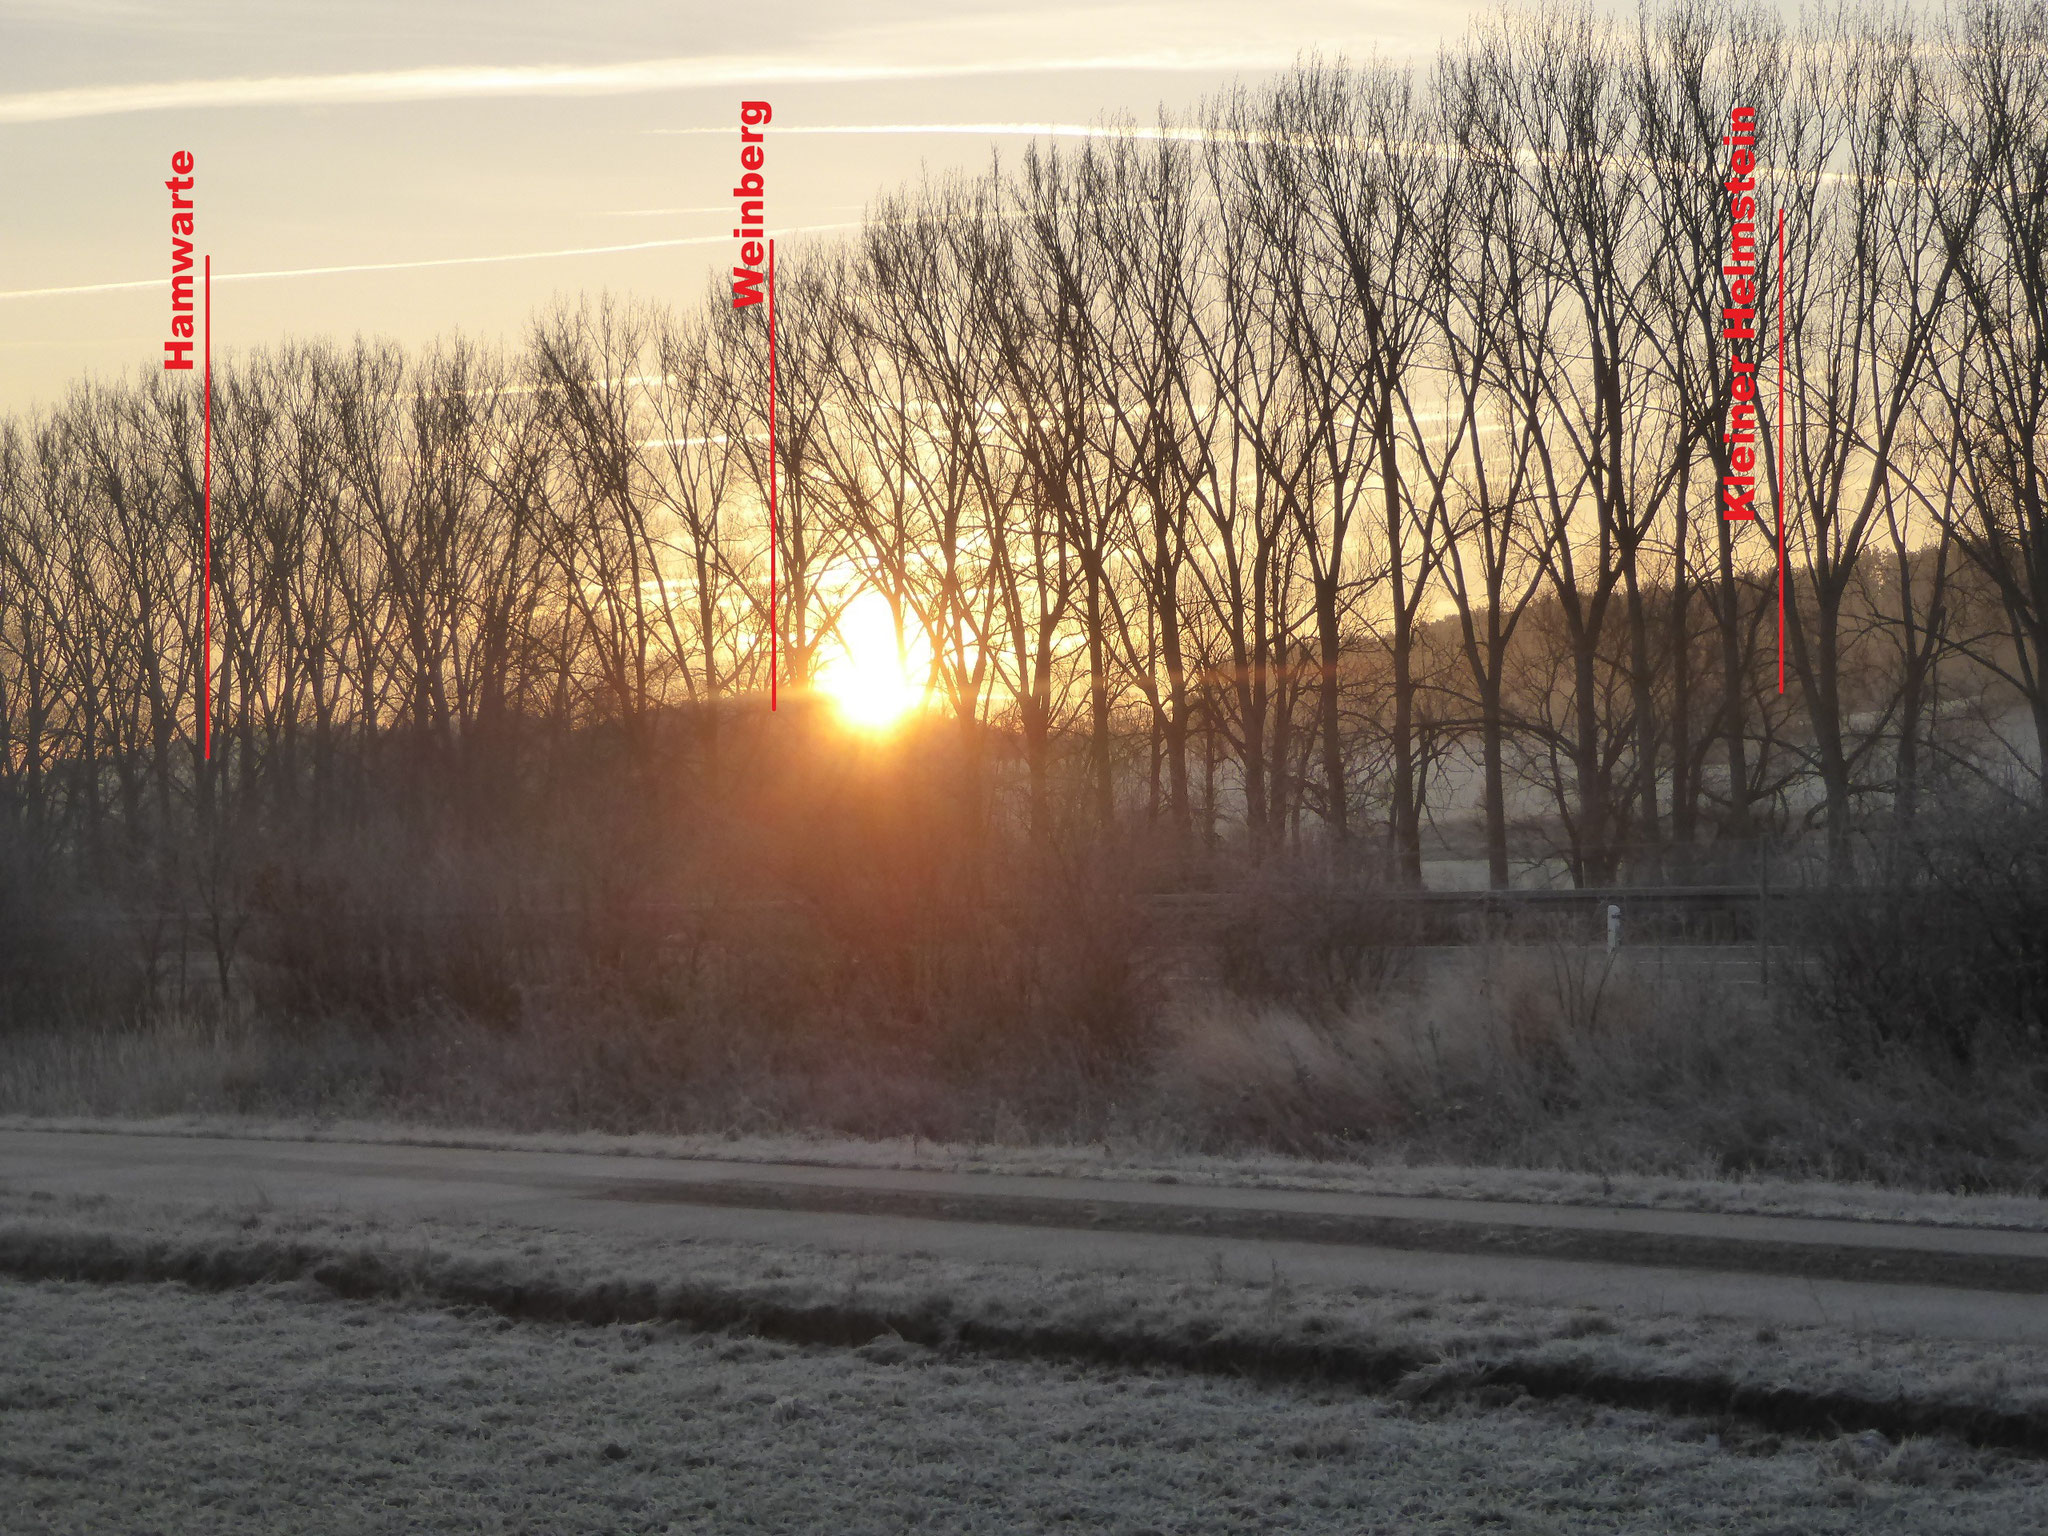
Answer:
[{"left": 814, "top": 589, "right": 924, "bottom": 730}]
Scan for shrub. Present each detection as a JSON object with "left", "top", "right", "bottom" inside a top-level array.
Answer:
[
  {"left": 1214, "top": 865, "right": 1416, "bottom": 1018},
  {"left": 1798, "top": 800, "right": 2048, "bottom": 1064}
]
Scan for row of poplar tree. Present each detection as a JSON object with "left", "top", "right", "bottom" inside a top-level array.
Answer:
[{"left": 3, "top": 0, "right": 2046, "bottom": 895}]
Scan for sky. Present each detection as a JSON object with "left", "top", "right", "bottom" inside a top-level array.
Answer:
[{"left": 0, "top": 0, "right": 1482, "bottom": 414}]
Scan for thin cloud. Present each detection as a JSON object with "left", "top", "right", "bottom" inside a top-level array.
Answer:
[
  {"left": 601, "top": 207, "right": 735, "bottom": 218},
  {"left": 0, "top": 225, "right": 861, "bottom": 303},
  {"left": 650, "top": 119, "right": 1409, "bottom": 156},
  {"left": 0, "top": 51, "right": 1279, "bottom": 125},
  {"left": 728, "top": 121, "right": 1901, "bottom": 196},
  {"left": 650, "top": 122, "right": 1214, "bottom": 143},
  {"left": 600, "top": 204, "right": 866, "bottom": 217}
]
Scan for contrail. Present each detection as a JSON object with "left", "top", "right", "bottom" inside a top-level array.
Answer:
[
  {"left": 0, "top": 225, "right": 863, "bottom": 303},
  {"left": 648, "top": 119, "right": 1408, "bottom": 156},
  {"left": 600, "top": 207, "right": 737, "bottom": 218},
  {"left": 0, "top": 52, "right": 1287, "bottom": 125},
  {"left": 650, "top": 122, "right": 1214, "bottom": 143},
  {"left": 603, "top": 204, "right": 865, "bottom": 217},
  {"left": 661, "top": 116, "right": 1909, "bottom": 194}
]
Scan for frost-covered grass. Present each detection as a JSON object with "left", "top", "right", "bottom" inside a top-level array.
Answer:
[
  {"left": 4, "top": 1186, "right": 2048, "bottom": 1445},
  {"left": 9, "top": 1111, "right": 2048, "bottom": 1232},
  {"left": 5, "top": 1275, "right": 2047, "bottom": 1534}
]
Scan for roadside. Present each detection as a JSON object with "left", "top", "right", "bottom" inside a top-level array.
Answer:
[
  {"left": 12, "top": 1127, "right": 2048, "bottom": 1307},
  {"left": 9, "top": 1112, "right": 2048, "bottom": 1231},
  {"left": 6, "top": 1130, "right": 2048, "bottom": 1457}
]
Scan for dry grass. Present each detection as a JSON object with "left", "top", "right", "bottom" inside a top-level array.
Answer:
[
  {"left": 1160, "top": 946, "right": 2048, "bottom": 1192},
  {"left": 4, "top": 935, "right": 2047, "bottom": 1199}
]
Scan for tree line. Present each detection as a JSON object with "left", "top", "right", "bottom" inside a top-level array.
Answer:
[{"left": 3, "top": 0, "right": 2046, "bottom": 910}]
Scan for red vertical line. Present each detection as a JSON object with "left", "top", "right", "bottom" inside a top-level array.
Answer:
[
  {"left": 203, "top": 255, "right": 213, "bottom": 759},
  {"left": 1775, "top": 207, "right": 1786, "bottom": 695},
  {"left": 767, "top": 237, "right": 778, "bottom": 712}
]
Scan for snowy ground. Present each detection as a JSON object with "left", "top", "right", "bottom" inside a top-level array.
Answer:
[{"left": 5, "top": 1276, "right": 2045, "bottom": 1535}]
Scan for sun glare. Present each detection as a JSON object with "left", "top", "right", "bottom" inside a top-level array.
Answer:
[{"left": 816, "top": 589, "right": 924, "bottom": 730}]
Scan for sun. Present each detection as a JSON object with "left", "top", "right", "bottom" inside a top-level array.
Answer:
[{"left": 815, "top": 589, "right": 924, "bottom": 730}]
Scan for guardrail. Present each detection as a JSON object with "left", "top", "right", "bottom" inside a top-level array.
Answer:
[{"left": 24, "top": 883, "right": 1910, "bottom": 950}]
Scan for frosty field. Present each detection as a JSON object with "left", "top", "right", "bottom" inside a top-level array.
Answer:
[
  {"left": 4, "top": 1153, "right": 2048, "bottom": 1533},
  {"left": 5, "top": 1275, "right": 2045, "bottom": 1536}
]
